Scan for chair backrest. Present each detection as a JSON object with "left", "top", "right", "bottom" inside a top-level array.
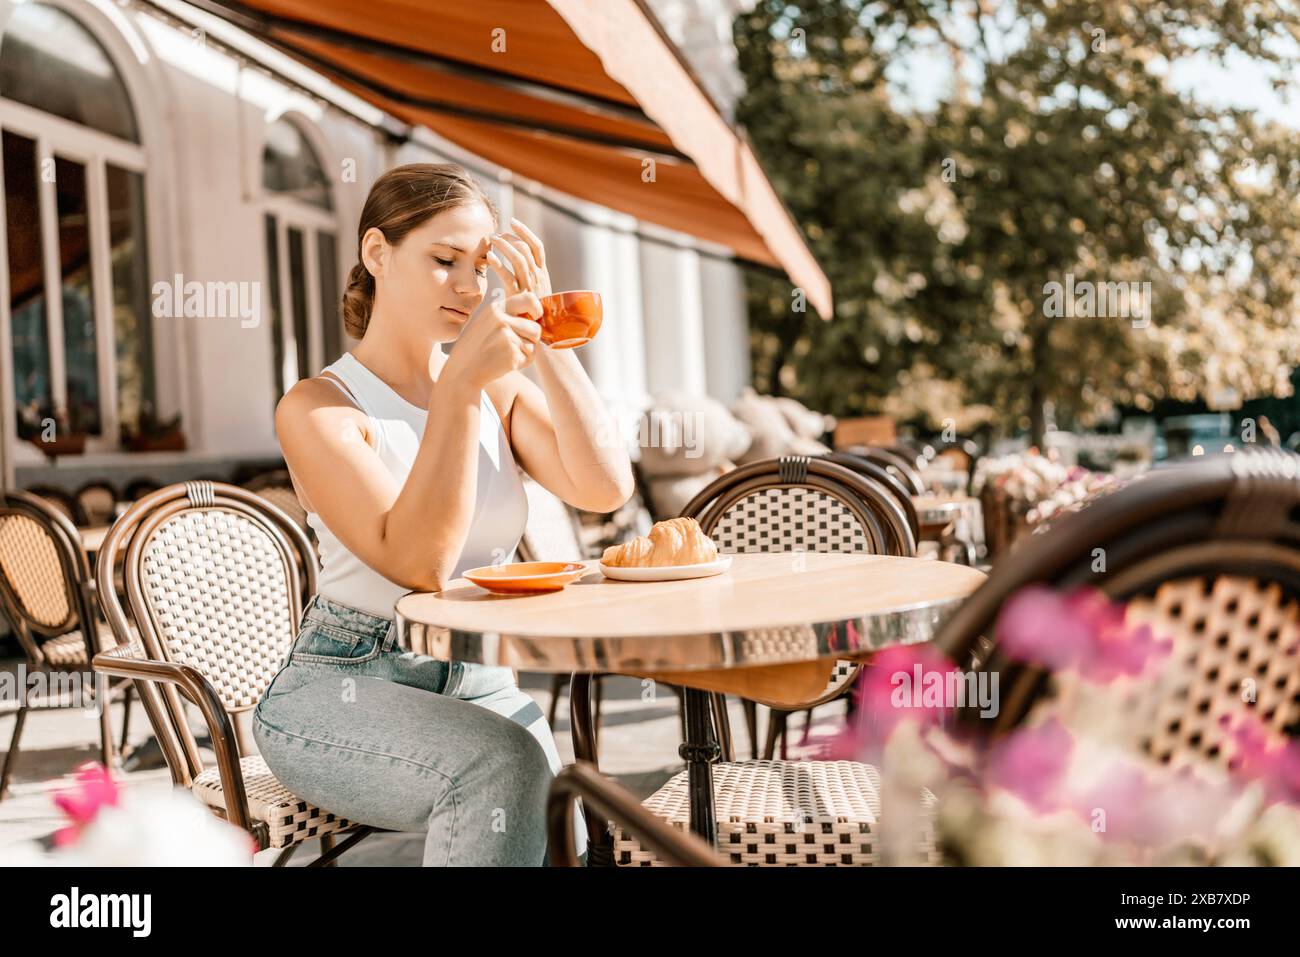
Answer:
[
  {"left": 887, "top": 443, "right": 929, "bottom": 473},
  {"left": 682, "top": 455, "right": 916, "bottom": 559},
  {"left": 679, "top": 456, "right": 915, "bottom": 727},
  {"left": 242, "top": 469, "right": 310, "bottom": 536},
  {"left": 842, "top": 445, "right": 926, "bottom": 496},
  {"left": 75, "top": 481, "right": 119, "bottom": 527},
  {"left": 96, "top": 481, "right": 317, "bottom": 782},
  {"left": 123, "top": 478, "right": 161, "bottom": 502},
  {"left": 516, "top": 477, "right": 586, "bottom": 562},
  {"left": 938, "top": 449, "right": 1300, "bottom": 774},
  {"left": 0, "top": 490, "right": 96, "bottom": 663},
  {"left": 26, "top": 484, "right": 88, "bottom": 527},
  {"left": 821, "top": 450, "right": 920, "bottom": 540}
]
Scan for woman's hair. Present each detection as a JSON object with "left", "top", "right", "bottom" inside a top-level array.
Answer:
[{"left": 342, "top": 163, "right": 499, "bottom": 339}]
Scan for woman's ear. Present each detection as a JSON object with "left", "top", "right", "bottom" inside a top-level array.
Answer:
[{"left": 360, "top": 226, "right": 388, "bottom": 279}]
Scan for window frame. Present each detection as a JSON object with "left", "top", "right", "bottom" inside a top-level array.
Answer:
[
  {"left": 0, "top": 95, "right": 148, "bottom": 453},
  {"left": 261, "top": 113, "right": 344, "bottom": 394}
]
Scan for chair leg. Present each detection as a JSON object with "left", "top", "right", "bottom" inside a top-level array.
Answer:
[
  {"left": 547, "top": 674, "right": 566, "bottom": 730},
  {"left": 709, "top": 693, "right": 734, "bottom": 763},
  {"left": 763, "top": 709, "right": 788, "bottom": 761},
  {"left": 319, "top": 833, "right": 337, "bottom": 867},
  {"left": 741, "top": 700, "right": 759, "bottom": 760},
  {"left": 309, "top": 826, "right": 375, "bottom": 867},
  {"left": 98, "top": 684, "right": 120, "bottom": 773},
  {"left": 594, "top": 676, "right": 604, "bottom": 752},
  {"left": 1, "top": 705, "right": 29, "bottom": 801},
  {"left": 118, "top": 684, "right": 134, "bottom": 756},
  {"left": 271, "top": 843, "right": 300, "bottom": 867},
  {"left": 568, "top": 674, "right": 613, "bottom": 866},
  {"left": 799, "top": 708, "right": 815, "bottom": 746}
]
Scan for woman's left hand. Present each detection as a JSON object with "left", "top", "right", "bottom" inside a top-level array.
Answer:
[{"left": 488, "top": 217, "right": 552, "bottom": 301}]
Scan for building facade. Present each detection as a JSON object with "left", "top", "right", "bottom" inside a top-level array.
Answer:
[{"left": 0, "top": 0, "right": 754, "bottom": 492}]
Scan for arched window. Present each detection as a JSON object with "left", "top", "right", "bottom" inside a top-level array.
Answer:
[
  {"left": 0, "top": 2, "right": 138, "bottom": 142},
  {"left": 1, "top": 3, "right": 156, "bottom": 448},
  {"left": 262, "top": 116, "right": 341, "bottom": 397}
]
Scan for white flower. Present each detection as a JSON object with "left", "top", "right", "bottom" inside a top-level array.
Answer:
[{"left": 4, "top": 788, "right": 252, "bottom": 866}]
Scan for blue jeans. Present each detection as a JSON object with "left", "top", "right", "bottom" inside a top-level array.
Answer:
[{"left": 252, "top": 595, "right": 587, "bottom": 866}]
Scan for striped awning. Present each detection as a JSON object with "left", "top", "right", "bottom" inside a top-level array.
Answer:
[{"left": 195, "top": 0, "right": 832, "bottom": 318}]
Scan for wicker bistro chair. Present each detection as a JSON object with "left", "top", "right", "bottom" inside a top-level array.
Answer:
[
  {"left": 549, "top": 762, "right": 723, "bottom": 867},
  {"left": 936, "top": 449, "right": 1300, "bottom": 775},
  {"left": 243, "top": 470, "right": 311, "bottom": 540},
  {"left": 90, "top": 481, "right": 379, "bottom": 864},
  {"left": 821, "top": 450, "right": 921, "bottom": 542},
  {"left": 75, "top": 481, "right": 119, "bottom": 528},
  {"left": 571, "top": 456, "right": 930, "bottom": 866},
  {"left": 0, "top": 491, "right": 137, "bottom": 799},
  {"left": 25, "top": 484, "right": 88, "bottom": 527},
  {"left": 842, "top": 445, "right": 927, "bottom": 497},
  {"left": 689, "top": 455, "right": 915, "bottom": 763}
]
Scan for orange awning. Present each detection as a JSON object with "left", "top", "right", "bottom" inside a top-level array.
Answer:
[{"left": 198, "top": 0, "right": 832, "bottom": 318}]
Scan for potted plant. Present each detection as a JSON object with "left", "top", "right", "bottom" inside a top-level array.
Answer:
[{"left": 121, "top": 408, "right": 186, "bottom": 452}]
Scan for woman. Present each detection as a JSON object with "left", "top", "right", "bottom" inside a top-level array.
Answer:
[{"left": 253, "top": 163, "right": 634, "bottom": 866}]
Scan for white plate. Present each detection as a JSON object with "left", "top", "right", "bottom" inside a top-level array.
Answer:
[{"left": 598, "top": 555, "right": 732, "bottom": 582}]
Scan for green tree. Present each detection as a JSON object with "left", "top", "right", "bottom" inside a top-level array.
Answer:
[{"left": 734, "top": 0, "right": 1300, "bottom": 443}]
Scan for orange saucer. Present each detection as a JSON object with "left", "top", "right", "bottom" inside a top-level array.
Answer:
[{"left": 462, "top": 561, "right": 588, "bottom": 594}]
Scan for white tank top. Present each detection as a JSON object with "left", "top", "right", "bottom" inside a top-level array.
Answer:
[{"left": 305, "top": 351, "right": 529, "bottom": 619}]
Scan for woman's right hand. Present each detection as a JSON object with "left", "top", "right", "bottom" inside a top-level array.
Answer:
[{"left": 444, "top": 291, "right": 543, "bottom": 390}]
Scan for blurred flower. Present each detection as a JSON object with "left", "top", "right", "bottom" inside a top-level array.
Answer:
[
  {"left": 827, "top": 644, "right": 962, "bottom": 762},
  {"left": 52, "top": 763, "right": 120, "bottom": 847},
  {"left": 6, "top": 763, "right": 255, "bottom": 866},
  {"left": 995, "top": 585, "right": 1171, "bottom": 682},
  {"left": 1067, "top": 747, "right": 1229, "bottom": 847},
  {"left": 995, "top": 587, "right": 1089, "bottom": 670},
  {"left": 1225, "top": 714, "right": 1300, "bottom": 806},
  {"left": 986, "top": 718, "right": 1073, "bottom": 813}
]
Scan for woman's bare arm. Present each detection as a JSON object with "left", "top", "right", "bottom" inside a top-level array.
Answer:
[
  {"left": 502, "top": 348, "right": 634, "bottom": 513},
  {"left": 277, "top": 291, "right": 544, "bottom": 593},
  {"left": 277, "top": 370, "right": 484, "bottom": 592},
  {"left": 484, "top": 218, "right": 634, "bottom": 513}
]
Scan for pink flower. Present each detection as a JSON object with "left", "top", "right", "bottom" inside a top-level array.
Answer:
[
  {"left": 1072, "top": 757, "right": 1229, "bottom": 846},
  {"left": 824, "top": 644, "right": 961, "bottom": 760},
  {"left": 51, "top": 762, "right": 120, "bottom": 847},
  {"left": 986, "top": 718, "right": 1073, "bottom": 813},
  {"left": 1224, "top": 715, "right": 1300, "bottom": 806},
  {"left": 996, "top": 586, "right": 1092, "bottom": 670},
  {"left": 995, "top": 586, "right": 1171, "bottom": 683},
  {"left": 1073, "top": 757, "right": 1150, "bottom": 841}
]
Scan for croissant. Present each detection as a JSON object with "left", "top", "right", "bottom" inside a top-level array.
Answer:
[{"left": 601, "top": 517, "right": 719, "bottom": 568}]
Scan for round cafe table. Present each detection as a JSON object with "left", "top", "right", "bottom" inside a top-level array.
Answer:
[{"left": 394, "top": 552, "right": 985, "bottom": 858}]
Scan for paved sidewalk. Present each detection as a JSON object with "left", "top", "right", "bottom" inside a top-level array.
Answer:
[{"left": 0, "top": 667, "right": 847, "bottom": 865}]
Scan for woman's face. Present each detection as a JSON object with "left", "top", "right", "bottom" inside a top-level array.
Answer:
[{"left": 372, "top": 200, "right": 496, "bottom": 341}]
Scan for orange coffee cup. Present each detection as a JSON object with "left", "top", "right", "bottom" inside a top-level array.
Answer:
[{"left": 535, "top": 290, "right": 602, "bottom": 349}]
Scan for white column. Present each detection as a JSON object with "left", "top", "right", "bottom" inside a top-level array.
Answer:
[
  {"left": 524, "top": 196, "right": 648, "bottom": 428},
  {"left": 699, "top": 251, "right": 750, "bottom": 404},
  {"left": 605, "top": 212, "right": 647, "bottom": 418},
  {"left": 639, "top": 229, "right": 707, "bottom": 396}
]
